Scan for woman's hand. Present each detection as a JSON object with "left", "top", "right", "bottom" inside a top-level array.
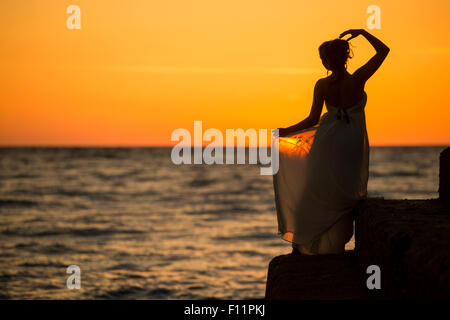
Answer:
[
  {"left": 339, "top": 29, "right": 366, "bottom": 41},
  {"left": 278, "top": 128, "right": 289, "bottom": 137}
]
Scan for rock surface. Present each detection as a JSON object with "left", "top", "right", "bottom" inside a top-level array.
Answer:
[
  {"left": 355, "top": 198, "right": 450, "bottom": 298},
  {"left": 265, "top": 251, "right": 370, "bottom": 299},
  {"left": 440, "top": 147, "right": 450, "bottom": 205},
  {"left": 266, "top": 198, "right": 449, "bottom": 299}
]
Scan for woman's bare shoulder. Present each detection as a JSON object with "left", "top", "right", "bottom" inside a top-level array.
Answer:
[{"left": 315, "top": 77, "right": 331, "bottom": 90}]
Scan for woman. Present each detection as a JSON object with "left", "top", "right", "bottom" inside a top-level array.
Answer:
[{"left": 274, "top": 29, "right": 389, "bottom": 254}]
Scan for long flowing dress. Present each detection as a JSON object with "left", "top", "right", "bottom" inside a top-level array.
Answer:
[{"left": 273, "top": 91, "right": 369, "bottom": 254}]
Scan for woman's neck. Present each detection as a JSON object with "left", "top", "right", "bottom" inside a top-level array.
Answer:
[{"left": 330, "top": 68, "right": 348, "bottom": 80}]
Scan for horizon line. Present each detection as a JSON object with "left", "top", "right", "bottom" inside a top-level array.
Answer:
[{"left": 0, "top": 144, "right": 448, "bottom": 148}]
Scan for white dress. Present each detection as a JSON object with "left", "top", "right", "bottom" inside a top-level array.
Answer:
[{"left": 273, "top": 91, "right": 370, "bottom": 254}]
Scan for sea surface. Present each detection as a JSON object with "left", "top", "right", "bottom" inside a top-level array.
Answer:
[{"left": 0, "top": 146, "right": 445, "bottom": 299}]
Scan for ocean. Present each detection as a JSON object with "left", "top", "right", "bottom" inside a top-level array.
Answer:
[{"left": 0, "top": 146, "right": 445, "bottom": 299}]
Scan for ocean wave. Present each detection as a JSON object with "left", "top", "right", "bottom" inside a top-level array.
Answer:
[
  {"left": 215, "top": 232, "right": 277, "bottom": 241},
  {"left": 146, "top": 287, "right": 174, "bottom": 298},
  {"left": 1, "top": 227, "right": 145, "bottom": 237},
  {"left": 18, "top": 261, "right": 66, "bottom": 268},
  {"left": 107, "top": 263, "right": 141, "bottom": 271},
  {"left": 370, "top": 170, "right": 423, "bottom": 177},
  {"left": 0, "top": 173, "right": 38, "bottom": 179},
  {"left": 188, "top": 178, "right": 216, "bottom": 187},
  {"left": 2, "top": 189, "right": 121, "bottom": 201},
  {"left": 185, "top": 205, "right": 256, "bottom": 215},
  {"left": 0, "top": 199, "right": 39, "bottom": 208},
  {"left": 96, "top": 286, "right": 174, "bottom": 299},
  {"left": 92, "top": 169, "right": 143, "bottom": 181},
  {"left": 13, "top": 242, "right": 39, "bottom": 249}
]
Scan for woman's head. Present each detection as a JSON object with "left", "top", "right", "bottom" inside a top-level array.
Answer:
[{"left": 319, "top": 39, "right": 352, "bottom": 72}]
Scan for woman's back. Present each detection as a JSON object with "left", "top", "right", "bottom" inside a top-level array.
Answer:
[{"left": 322, "top": 73, "right": 365, "bottom": 109}]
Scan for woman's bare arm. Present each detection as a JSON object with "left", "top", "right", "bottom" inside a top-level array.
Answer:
[
  {"left": 340, "top": 29, "right": 390, "bottom": 84},
  {"left": 279, "top": 79, "right": 324, "bottom": 137}
]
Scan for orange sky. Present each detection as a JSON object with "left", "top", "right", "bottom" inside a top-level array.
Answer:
[{"left": 1, "top": 0, "right": 449, "bottom": 146}]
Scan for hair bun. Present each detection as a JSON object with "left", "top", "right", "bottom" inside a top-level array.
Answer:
[{"left": 319, "top": 39, "right": 353, "bottom": 71}]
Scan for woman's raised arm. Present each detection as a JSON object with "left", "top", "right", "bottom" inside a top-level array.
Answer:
[{"left": 340, "top": 29, "right": 390, "bottom": 84}]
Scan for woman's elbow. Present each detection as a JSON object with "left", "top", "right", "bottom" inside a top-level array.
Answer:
[{"left": 308, "top": 116, "right": 320, "bottom": 126}]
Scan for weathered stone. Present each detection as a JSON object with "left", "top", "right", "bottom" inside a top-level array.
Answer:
[
  {"left": 265, "top": 251, "right": 371, "bottom": 299},
  {"left": 355, "top": 198, "right": 450, "bottom": 298},
  {"left": 265, "top": 198, "right": 450, "bottom": 299},
  {"left": 439, "top": 147, "right": 450, "bottom": 206}
]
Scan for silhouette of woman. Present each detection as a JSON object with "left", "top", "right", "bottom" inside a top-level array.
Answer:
[{"left": 274, "top": 29, "right": 389, "bottom": 254}]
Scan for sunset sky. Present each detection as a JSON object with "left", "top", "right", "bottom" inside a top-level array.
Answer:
[{"left": 1, "top": 0, "right": 449, "bottom": 146}]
